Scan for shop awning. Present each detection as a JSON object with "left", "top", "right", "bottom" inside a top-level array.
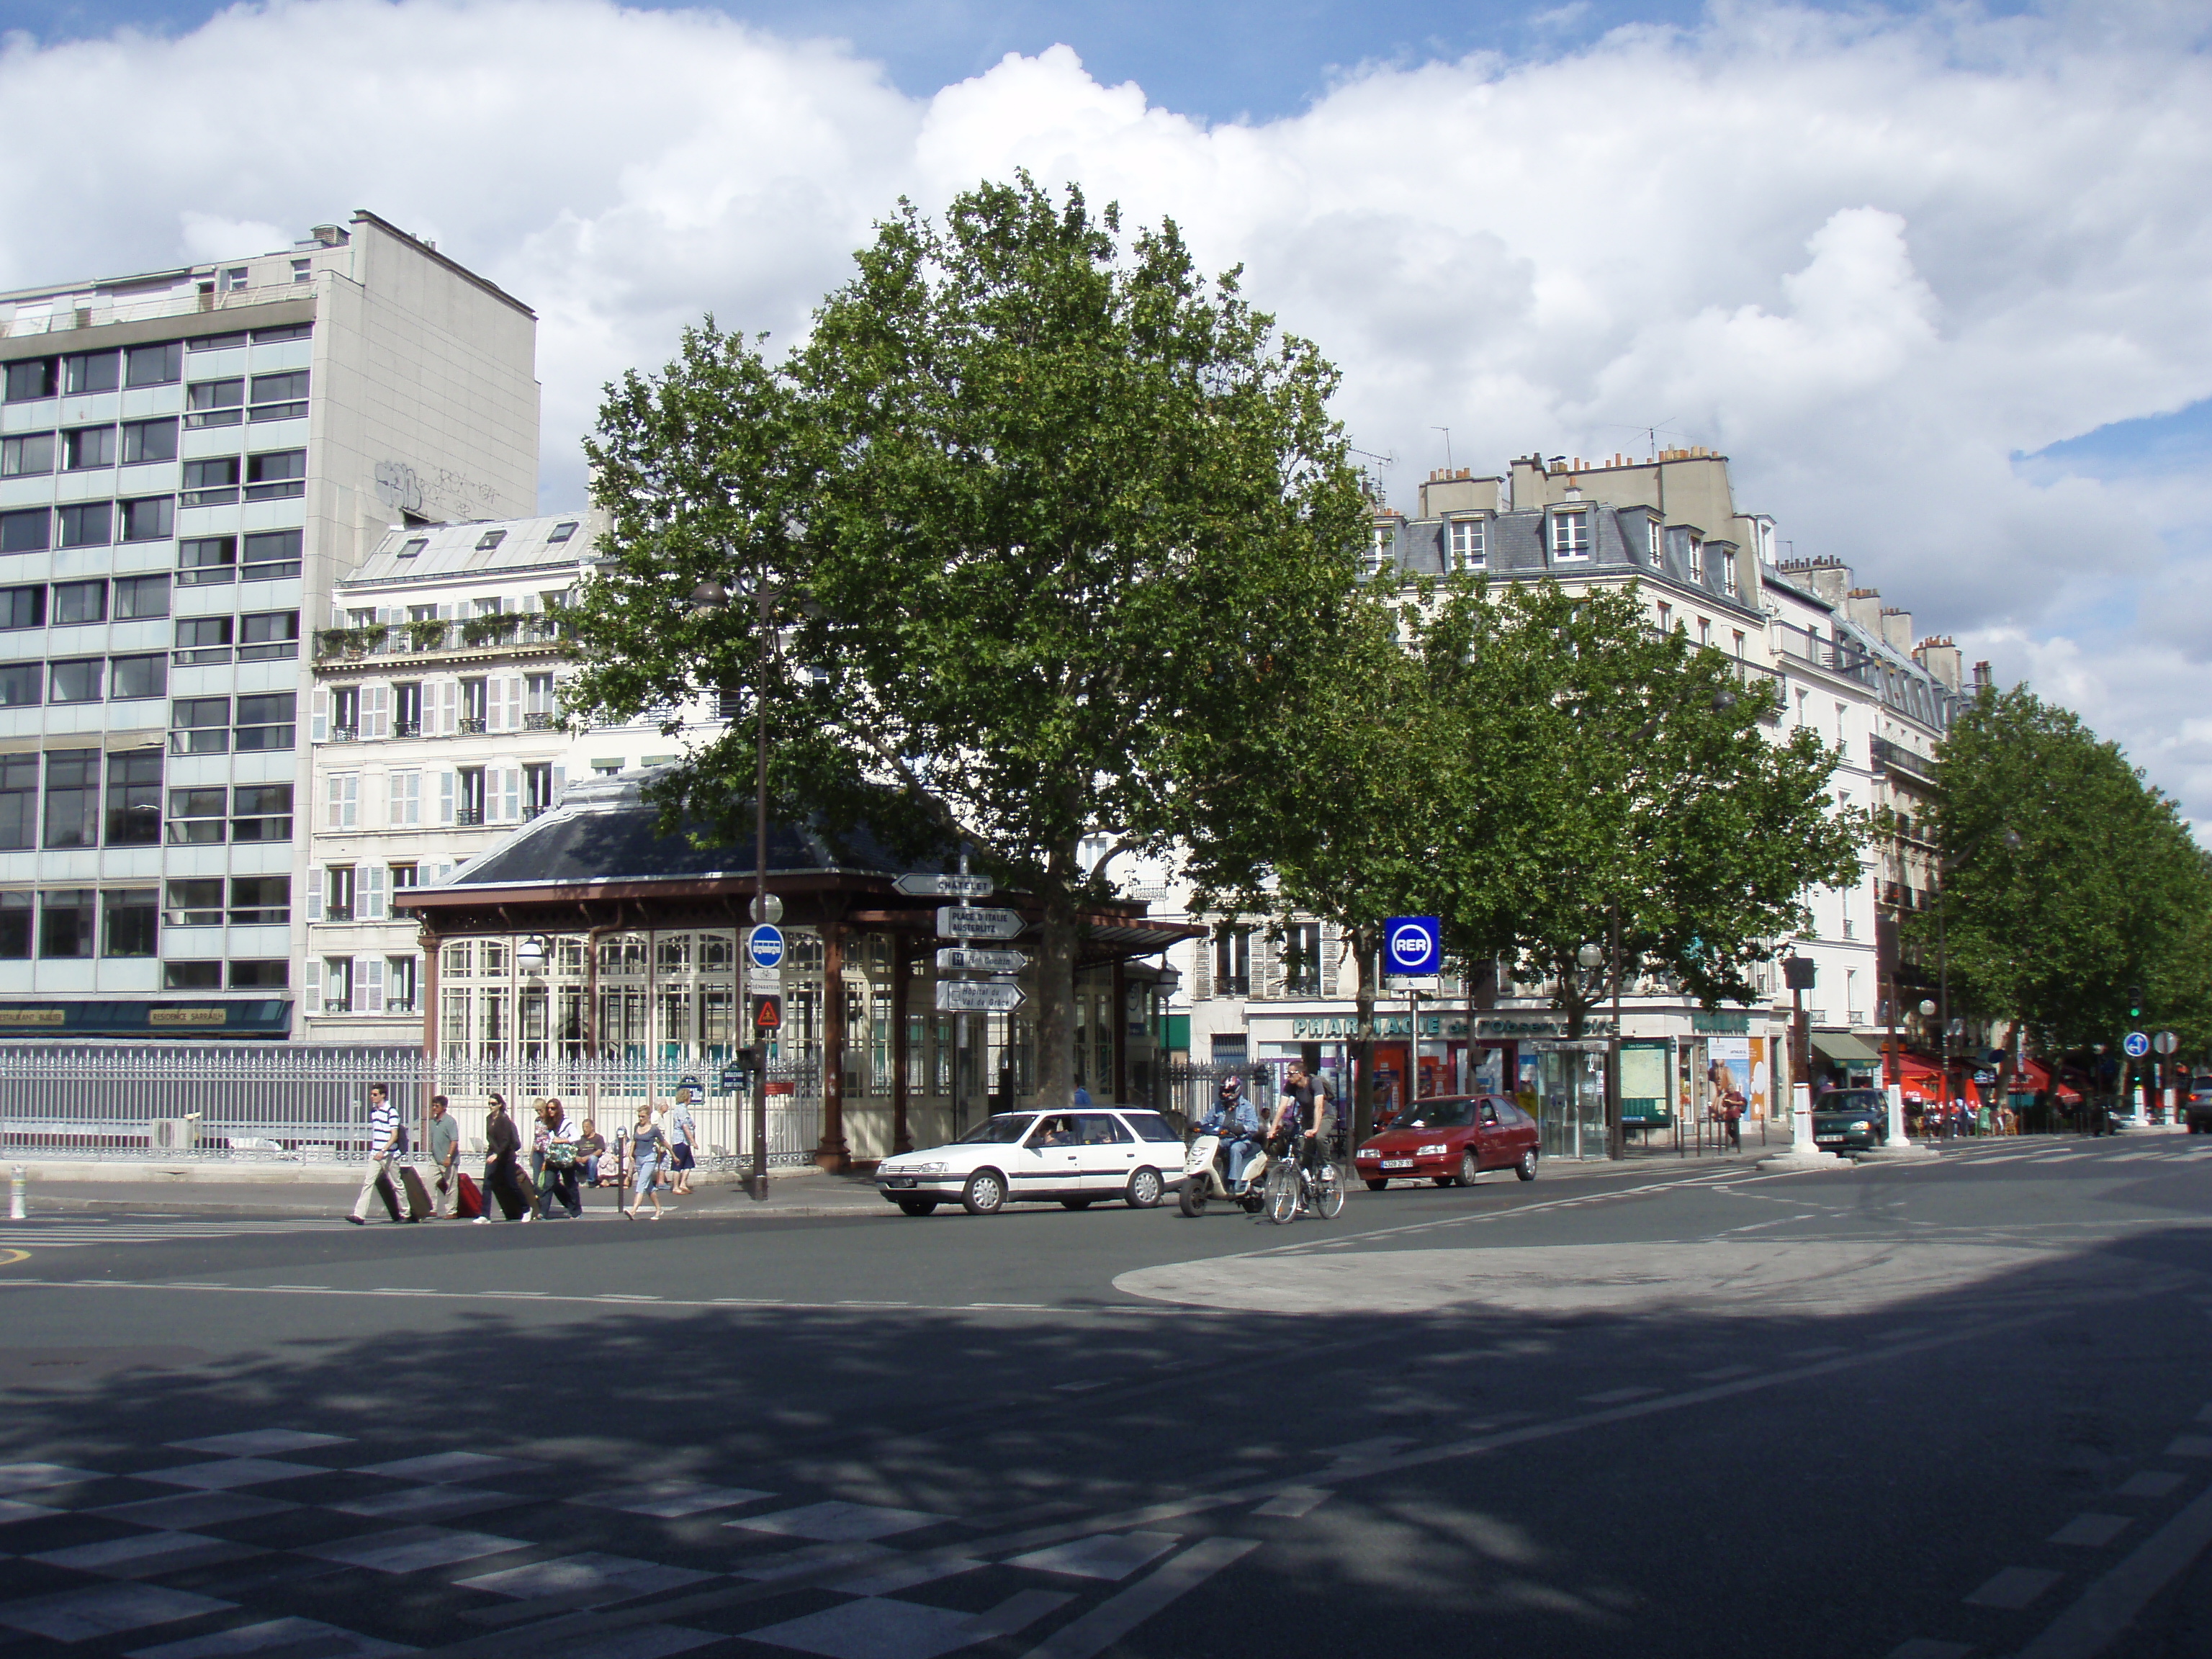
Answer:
[{"left": 1812, "top": 1032, "right": 1884, "bottom": 1064}]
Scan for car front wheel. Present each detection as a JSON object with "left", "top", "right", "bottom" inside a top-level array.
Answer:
[
  {"left": 1515, "top": 1148, "right": 1538, "bottom": 1182},
  {"left": 1456, "top": 1150, "right": 1480, "bottom": 1187},
  {"left": 1125, "top": 1166, "right": 1163, "bottom": 1208},
  {"left": 961, "top": 1169, "right": 1007, "bottom": 1215},
  {"left": 1364, "top": 1178, "right": 1388, "bottom": 1191},
  {"left": 895, "top": 1198, "right": 938, "bottom": 1216}
]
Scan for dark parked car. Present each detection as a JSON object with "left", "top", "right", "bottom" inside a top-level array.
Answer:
[
  {"left": 2185, "top": 1077, "right": 2212, "bottom": 1134},
  {"left": 1812, "top": 1087, "right": 1889, "bottom": 1152},
  {"left": 1354, "top": 1094, "right": 1539, "bottom": 1190}
]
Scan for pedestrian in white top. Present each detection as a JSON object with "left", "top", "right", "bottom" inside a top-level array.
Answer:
[
  {"left": 346, "top": 1084, "right": 405, "bottom": 1225},
  {"left": 668, "top": 1089, "right": 699, "bottom": 1195}
]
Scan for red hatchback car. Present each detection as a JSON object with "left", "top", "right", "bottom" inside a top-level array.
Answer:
[{"left": 1355, "top": 1094, "right": 1540, "bottom": 1190}]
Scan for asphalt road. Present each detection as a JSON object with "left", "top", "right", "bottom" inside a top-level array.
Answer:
[{"left": 1, "top": 1135, "right": 2208, "bottom": 1659}]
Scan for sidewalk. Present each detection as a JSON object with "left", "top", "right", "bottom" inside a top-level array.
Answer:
[{"left": 5, "top": 1167, "right": 896, "bottom": 1220}]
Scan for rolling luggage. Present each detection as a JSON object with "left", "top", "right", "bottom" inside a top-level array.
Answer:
[
  {"left": 395, "top": 1165, "right": 433, "bottom": 1222},
  {"left": 493, "top": 1169, "right": 529, "bottom": 1221},
  {"left": 456, "top": 1172, "right": 483, "bottom": 1219},
  {"left": 372, "top": 1170, "right": 403, "bottom": 1222}
]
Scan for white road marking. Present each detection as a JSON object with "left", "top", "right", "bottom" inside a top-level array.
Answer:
[
  {"left": 1965, "top": 1565, "right": 2062, "bottom": 1608},
  {"left": 2163, "top": 1434, "right": 2212, "bottom": 1457},
  {"left": 2046, "top": 1514, "right": 2131, "bottom": 1547},
  {"left": 1007, "top": 1532, "right": 1180, "bottom": 1581},
  {"left": 1016, "top": 1538, "right": 1260, "bottom": 1659},
  {"left": 2115, "top": 1473, "right": 2183, "bottom": 1498},
  {"left": 2014, "top": 1478, "right": 2212, "bottom": 1658},
  {"left": 1252, "top": 1490, "right": 1328, "bottom": 1519}
]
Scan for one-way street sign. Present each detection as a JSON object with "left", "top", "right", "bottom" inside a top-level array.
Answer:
[
  {"left": 937, "top": 946, "right": 1030, "bottom": 974},
  {"left": 937, "top": 905, "right": 1023, "bottom": 940},
  {"left": 895, "top": 872, "right": 995, "bottom": 899},
  {"left": 936, "top": 979, "right": 1025, "bottom": 1014}
]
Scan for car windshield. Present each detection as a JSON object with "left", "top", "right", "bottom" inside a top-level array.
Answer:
[
  {"left": 1821, "top": 1091, "right": 1884, "bottom": 1112},
  {"left": 956, "top": 1114, "right": 1037, "bottom": 1145},
  {"left": 1402, "top": 1098, "right": 1475, "bottom": 1128},
  {"left": 1119, "top": 1111, "right": 1184, "bottom": 1143}
]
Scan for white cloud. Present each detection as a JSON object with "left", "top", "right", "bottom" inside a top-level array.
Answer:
[{"left": 3, "top": 0, "right": 2208, "bottom": 814}]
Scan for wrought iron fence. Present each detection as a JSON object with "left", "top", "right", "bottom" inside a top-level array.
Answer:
[{"left": 0, "top": 1046, "right": 823, "bottom": 1171}]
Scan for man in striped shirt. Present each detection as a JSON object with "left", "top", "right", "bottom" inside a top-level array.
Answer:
[{"left": 347, "top": 1084, "right": 406, "bottom": 1225}]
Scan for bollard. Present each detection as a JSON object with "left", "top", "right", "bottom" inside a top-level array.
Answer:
[{"left": 9, "top": 1165, "right": 24, "bottom": 1220}]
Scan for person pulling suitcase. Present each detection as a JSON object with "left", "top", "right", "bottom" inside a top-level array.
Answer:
[{"left": 346, "top": 1084, "right": 411, "bottom": 1226}]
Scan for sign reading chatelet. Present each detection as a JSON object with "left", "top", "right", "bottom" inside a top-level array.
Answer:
[
  {"left": 936, "top": 906, "right": 1023, "bottom": 940},
  {"left": 937, "top": 946, "right": 1030, "bottom": 974},
  {"left": 895, "top": 872, "right": 995, "bottom": 899},
  {"left": 936, "top": 979, "right": 1025, "bottom": 1014}
]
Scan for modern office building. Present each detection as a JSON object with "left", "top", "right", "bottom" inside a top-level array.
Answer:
[
  {"left": 0, "top": 212, "right": 538, "bottom": 1038},
  {"left": 302, "top": 509, "right": 721, "bottom": 1043}
]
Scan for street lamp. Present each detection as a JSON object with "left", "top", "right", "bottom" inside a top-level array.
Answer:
[
  {"left": 1577, "top": 934, "right": 1624, "bottom": 1160},
  {"left": 692, "top": 567, "right": 819, "bottom": 1202}
]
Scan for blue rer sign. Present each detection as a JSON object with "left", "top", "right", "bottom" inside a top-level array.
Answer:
[{"left": 1384, "top": 916, "right": 1442, "bottom": 976}]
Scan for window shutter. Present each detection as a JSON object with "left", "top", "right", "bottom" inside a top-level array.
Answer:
[
  {"left": 359, "top": 957, "right": 385, "bottom": 1013},
  {"left": 362, "top": 863, "right": 387, "bottom": 922},
  {"left": 364, "top": 684, "right": 389, "bottom": 740},
  {"left": 498, "top": 765, "right": 521, "bottom": 823},
  {"left": 303, "top": 971, "right": 321, "bottom": 1013},
  {"left": 395, "top": 770, "right": 418, "bottom": 827},
  {"left": 343, "top": 773, "right": 359, "bottom": 829},
  {"left": 438, "top": 770, "right": 455, "bottom": 826},
  {"left": 305, "top": 868, "right": 323, "bottom": 922},
  {"left": 1191, "top": 940, "right": 1211, "bottom": 1002},
  {"left": 551, "top": 764, "right": 565, "bottom": 806},
  {"left": 500, "top": 677, "right": 521, "bottom": 732},
  {"left": 1321, "top": 924, "right": 1340, "bottom": 999},
  {"left": 310, "top": 687, "right": 328, "bottom": 744},
  {"left": 431, "top": 680, "right": 453, "bottom": 736},
  {"left": 433, "top": 860, "right": 454, "bottom": 885}
]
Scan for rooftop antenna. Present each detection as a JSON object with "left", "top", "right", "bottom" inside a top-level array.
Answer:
[
  {"left": 1431, "top": 427, "right": 1452, "bottom": 470},
  {"left": 1602, "top": 417, "right": 1683, "bottom": 462}
]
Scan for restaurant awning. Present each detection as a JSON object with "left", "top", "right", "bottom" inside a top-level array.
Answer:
[{"left": 1812, "top": 1032, "right": 1884, "bottom": 1065}]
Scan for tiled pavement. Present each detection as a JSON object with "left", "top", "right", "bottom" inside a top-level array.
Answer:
[{"left": 0, "top": 1430, "right": 1253, "bottom": 1659}]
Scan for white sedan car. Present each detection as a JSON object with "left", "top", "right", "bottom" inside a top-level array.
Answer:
[{"left": 876, "top": 1106, "right": 1188, "bottom": 1215}]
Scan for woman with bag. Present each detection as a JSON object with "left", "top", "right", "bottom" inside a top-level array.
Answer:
[
  {"left": 475, "top": 1096, "right": 529, "bottom": 1224},
  {"left": 536, "top": 1100, "right": 584, "bottom": 1219},
  {"left": 625, "top": 1103, "right": 669, "bottom": 1220}
]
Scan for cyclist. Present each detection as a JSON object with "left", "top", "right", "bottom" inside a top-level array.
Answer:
[{"left": 1272, "top": 1062, "right": 1334, "bottom": 1192}]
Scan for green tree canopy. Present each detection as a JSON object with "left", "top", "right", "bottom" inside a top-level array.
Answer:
[{"left": 564, "top": 175, "right": 1372, "bottom": 1115}]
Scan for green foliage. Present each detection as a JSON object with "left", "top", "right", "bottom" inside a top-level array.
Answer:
[
  {"left": 1927, "top": 685, "right": 2212, "bottom": 1056},
  {"left": 1419, "top": 580, "right": 1866, "bottom": 1034},
  {"left": 563, "top": 175, "right": 1372, "bottom": 1106}
]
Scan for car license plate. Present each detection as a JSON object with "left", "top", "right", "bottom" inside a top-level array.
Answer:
[
  {"left": 1381, "top": 1159, "right": 1413, "bottom": 1169},
  {"left": 1815, "top": 1136, "right": 1843, "bottom": 1144},
  {"left": 886, "top": 1177, "right": 917, "bottom": 1188}
]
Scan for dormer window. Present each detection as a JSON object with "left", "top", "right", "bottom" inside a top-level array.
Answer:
[
  {"left": 475, "top": 529, "right": 506, "bottom": 551},
  {"left": 1368, "top": 523, "right": 1393, "bottom": 576},
  {"left": 1686, "top": 536, "right": 1704, "bottom": 583},
  {"left": 398, "top": 538, "right": 427, "bottom": 558},
  {"left": 1447, "top": 518, "right": 1485, "bottom": 570},
  {"left": 547, "top": 521, "right": 580, "bottom": 544},
  {"left": 1646, "top": 519, "right": 1661, "bottom": 562},
  {"left": 1550, "top": 508, "right": 1590, "bottom": 560}
]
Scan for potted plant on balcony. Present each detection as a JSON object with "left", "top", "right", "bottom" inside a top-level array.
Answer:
[
  {"left": 408, "top": 618, "right": 451, "bottom": 652},
  {"left": 462, "top": 614, "right": 518, "bottom": 649},
  {"left": 315, "top": 626, "right": 378, "bottom": 661}
]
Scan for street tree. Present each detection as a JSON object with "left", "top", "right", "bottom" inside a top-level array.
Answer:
[
  {"left": 1421, "top": 579, "right": 1869, "bottom": 1041},
  {"left": 565, "top": 176, "right": 1372, "bottom": 1112}
]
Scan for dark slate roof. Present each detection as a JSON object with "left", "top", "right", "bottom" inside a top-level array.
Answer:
[
  {"left": 1375, "top": 503, "right": 1758, "bottom": 619},
  {"left": 429, "top": 769, "right": 937, "bottom": 891}
]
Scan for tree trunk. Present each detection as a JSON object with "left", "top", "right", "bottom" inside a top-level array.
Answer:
[
  {"left": 1352, "top": 922, "right": 1378, "bottom": 1148},
  {"left": 1034, "top": 867, "right": 1079, "bottom": 1110}
]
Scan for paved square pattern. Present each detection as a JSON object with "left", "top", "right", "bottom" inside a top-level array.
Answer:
[
  {"left": 138, "top": 1460, "right": 327, "bottom": 1491},
  {"left": 0, "top": 1464, "right": 104, "bottom": 1496},
  {"left": 30, "top": 1532, "right": 259, "bottom": 1578},
  {"left": 0, "top": 1584, "right": 235, "bottom": 1642},
  {"left": 0, "top": 1498, "right": 58, "bottom": 1525},
  {"left": 1007, "top": 1532, "right": 1181, "bottom": 1581},
  {"left": 127, "top": 1616, "right": 413, "bottom": 1659},
  {"left": 1964, "top": 1565, "right": 2061, "bottom": 1609},
  {"left": 572, "top": 1482, "right": 772, "bottom": 1519},
  {"left": 2117, "top": 1471, "right": 2185, "bottom": 1498},
  {"left": 300, "top": 1525, "right": 527, "bottom": 1575},
  {"left": 457, "top": 1551, "right": 717, "bottom": 1601},
  {"left": 725, "top": 1502, "right": 945, "bottom": 1543},
  {"left": 745, "top": 1591, "right": 1067, "bottom": 1659},
  {"left": 2048, "top": 1512, "right": 2132, "bottom": 1547},
  {"left": 330, "top": 1486, "right": 521, "bottom": 1521},
  {"left": 351, "top": 1452, "right": 534, "bottom": 1484},
  {"left": 94, "top": 1493, "right": 298, "bottom": 1529},
  {"left": 166, "top": 1432, "right": 354, "bottom": 1459}
]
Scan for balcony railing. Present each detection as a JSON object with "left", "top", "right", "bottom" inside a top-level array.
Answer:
[
  {"left": 313, "top": 618, "right": 570, "bottom": 662},
  {"left": 523, "top": 711, "right": 555, "bottom": 731},
  {"left": 458, "top": 716, "right": 487, "bottom": 735},
  {"left": 456, "top": 806, "right": 485, "bottom": 827},
  {"left": 324, "top": 904, "right": 353, "bottom": 922}
]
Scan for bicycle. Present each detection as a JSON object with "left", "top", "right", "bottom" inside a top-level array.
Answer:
[{"left": 1265, "top": 1136, "right": 1346, "bottom": 1225}]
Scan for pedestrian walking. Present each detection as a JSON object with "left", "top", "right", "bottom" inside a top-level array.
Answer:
[
  {"left": 536, "top": 1100, "right": 584, "bottom": 1219},
  {"left": 668, "top": 1089, "right": 699, "bottom": 1196},
  {"left": 625, "top": 1104, "right": 668, "bottom": 1220},
  {"left": 427, "top": 1094, "right": 462, "bottom": 1218},
  {"left": 476, "top": 1094, "right": 529, "bottom": 1224},
  {"left": 528, "top": 1098, "right": 552, "bottom": 1196},
  {"left": 1721, "top": 1088, "right": 1745, "bottom": 1151},
  {"left": 346, "top": 1084, "right": 408, "bottom": 1226}
]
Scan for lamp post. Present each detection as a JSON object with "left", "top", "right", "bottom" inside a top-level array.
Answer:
[
  {"left": 693, "top": 571, "right": 811, "bottom": 1202},
  {"left": 1577, "top": 932, "right": 1622, "bottom": 1160}
]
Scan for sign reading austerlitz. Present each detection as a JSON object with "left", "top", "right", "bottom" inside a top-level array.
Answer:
[
  {"left": 936, "top": 979, "right": 1025, "bottom": 1013},
  {"left": 936, "top": 906, "right": 1023, "bottom": 940},
  {"left": 936, "top": 946, "right": 1030, "bottom": 974}
]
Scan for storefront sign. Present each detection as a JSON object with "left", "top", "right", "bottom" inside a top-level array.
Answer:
[
  {"left": 1690, "top": 1010, "right": 1753, "bottom": 1033},
  {"left": 149, "top": 1008, "right": 227, "bottom": 1028},
  {"left": 1473, "top": 1015, "right": 1614, "bottom": 1039}
]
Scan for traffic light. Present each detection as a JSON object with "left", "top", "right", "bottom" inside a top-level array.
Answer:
[{"left": 2128, "top": 984, "right": 2145, "bottom": 1020}]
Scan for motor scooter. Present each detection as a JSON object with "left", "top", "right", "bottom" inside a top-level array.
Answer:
[{"left": 1177, "top": 1129, "right": 1268, "bottom": 1216}]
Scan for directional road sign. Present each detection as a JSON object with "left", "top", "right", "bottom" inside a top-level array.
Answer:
[
  {"left": 747, "top": 925, "right": 786, "bottom": 971},
  {"left": 2122, "top": 1030, "right": 2150, "bottom": 1059},
  {"left": 719, "top": 1064, "right": 749, "bottom": 1094},
  {"left": 895, "top": 872, "right": 995, "bottom": 899},
  {"left": 937, "top": 905, "right": 1023, "bottom": 940},
  {"left": 935, "top": 979, "right": 1025, "bottom": 1014},
  {"left": 2154, "top": 1030, "right": 2180, "bottom": 1056},
  {"left": 1384, "top": 915, "right": 1442, "bottom": 976},
  {"left": 937, "top": 946, "right": 1030, "bottom": 974}
]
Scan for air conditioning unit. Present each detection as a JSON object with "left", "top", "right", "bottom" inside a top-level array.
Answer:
[{"left": 149, "top": 1115, "right": 202, "bottom": 1151}]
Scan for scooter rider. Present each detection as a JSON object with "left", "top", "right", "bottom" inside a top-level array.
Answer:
[{"left": 1200, "top": 1076, "right": 1262, "bottom": 1192}]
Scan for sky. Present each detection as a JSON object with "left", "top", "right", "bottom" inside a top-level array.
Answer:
[{"left": 2, "top": 0, "right": 2208, "bottom": 825}]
